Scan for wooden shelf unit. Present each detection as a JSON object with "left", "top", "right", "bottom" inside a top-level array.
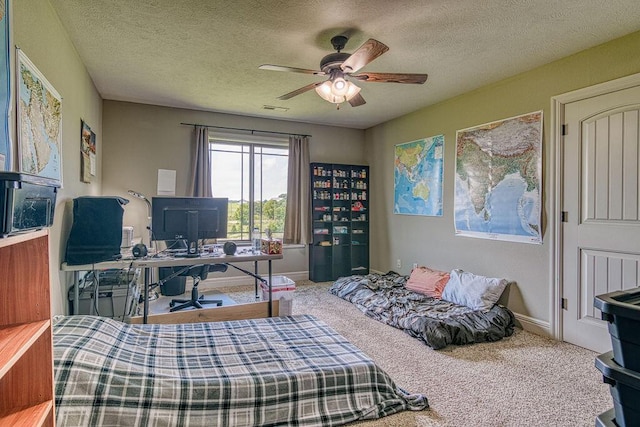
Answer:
[{"left": 0, "top": 230, "right": 55, "bottom": 426}]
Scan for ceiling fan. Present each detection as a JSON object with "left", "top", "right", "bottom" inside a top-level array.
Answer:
[{"left": 259, "top": 35, "right": 428, "bottom": 108}]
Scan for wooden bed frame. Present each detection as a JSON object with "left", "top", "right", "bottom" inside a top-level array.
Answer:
[{"left": 129, "top": 300, "right": 279, "bottom": 325}]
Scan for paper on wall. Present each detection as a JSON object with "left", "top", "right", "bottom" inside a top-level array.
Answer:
[{"left": 157, "top": 169, "right": 176, "bottom": 196}]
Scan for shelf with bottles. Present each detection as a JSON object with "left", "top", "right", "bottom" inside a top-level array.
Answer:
[
  {"left": 332, "top": 225, "right": 350, "bottom": 235},
  {"left": 312, "top": 178, "right": 332, "bottom": 189},
  {"left": 351, "top": 201, "right": 367, "bottom": 213},
  {"left": 331, "top": 190, "right": 351, "bottom": 201},
  {"left": 312, "top": 189, "right": 333, "bottom": 201},
  {"left": 312, "top": 164, "right": 332, "bottom": 177},
  {"left": 332, "top": 166, "right": 349, "bottom": 179},
  {"left": 332, "top": 234, "right": 351, "bottom": 247},
  {"left": 313, "top": 227, "right": 331, "bottom": 235},
  {"left": 350, "top": 167, "right": 368, "bottom": 179},
  {"left": 351, "top": 239, "right": 368, "bottom": 245},
  {"left": 350, "top": 189, "right": 367, "bottom": 201},
  {"left": 332, "top": 176, "right": 350, "bottom": 190},
  {"left": 351, "top": 212, "right": 367, "bottom": 222},
  {"left": 313, "top": 211, "right": 333, "bottom": 223},
  {"left": 309, "top": 162, "right": 369, "bottom": 282},
  {"left": 350, "top": 178, "right": 367, "bottom": 190}
]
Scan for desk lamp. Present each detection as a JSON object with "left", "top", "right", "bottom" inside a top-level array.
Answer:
[{"left": 127, "top": 189, "right": 154, "bottom": 251}]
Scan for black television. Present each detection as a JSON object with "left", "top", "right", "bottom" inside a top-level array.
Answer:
[{"left": 151, "top": 196, "right": 228, "bottom": 257}]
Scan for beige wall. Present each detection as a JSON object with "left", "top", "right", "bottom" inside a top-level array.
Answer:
[
  {"left": 14, "top": 0, "right": 103, "bottom": 315},
  {"left": 365, "top": 30, "right": 640, "bottom": 333},
  {"left": 12, "top": 0, "right": 640, "bottom": 327},
  {"left": 101, "top": 101, "right": 366, "bottom": 280}
]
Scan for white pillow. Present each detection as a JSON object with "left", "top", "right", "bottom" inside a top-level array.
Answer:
[{"left": 441, "top": 269, "right": 508, "bottom": 311}]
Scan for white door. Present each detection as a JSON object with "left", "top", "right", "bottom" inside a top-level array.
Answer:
[{"left": 562, "top": 84, "right": 640, "bottom": 352}]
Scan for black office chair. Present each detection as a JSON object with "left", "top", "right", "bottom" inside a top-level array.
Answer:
[{"left": 165, "top": 264, "right": 228, "bottom": 312}]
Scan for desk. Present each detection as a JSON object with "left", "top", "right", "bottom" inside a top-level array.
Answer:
[{"left": 61, "top": 251, "right": 283, "bottom": 323}]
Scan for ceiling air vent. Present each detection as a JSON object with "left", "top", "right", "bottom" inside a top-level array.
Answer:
[{"left": 262, "top": 105, "right": 289, "bottom": 112}]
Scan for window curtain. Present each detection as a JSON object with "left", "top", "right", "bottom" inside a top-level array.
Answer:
[
  {"left": 189, "top": 126, "right": 212, "bottom": 197},
  {"left": 283, "top": 135, "right": 310, "bottom": 244}
]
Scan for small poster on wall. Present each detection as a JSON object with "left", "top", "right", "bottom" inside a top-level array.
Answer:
[
  {"left": 394, "top": 135, "right": 444, "bottom": 216},
  {"left": 80, "top": 120, "right": 96, "bottom": 183}
]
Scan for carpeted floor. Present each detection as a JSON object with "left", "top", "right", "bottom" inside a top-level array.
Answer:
[{"left": 212, "top": 280, "right": 613, "bottom": 427}]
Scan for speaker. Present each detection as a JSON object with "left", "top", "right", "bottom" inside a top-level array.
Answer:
[
  {"left": 64, "top": 196, "right": 128, "bottom": 265},
  {"left": 223, "top": 241, "right": 236, "bottom": 255},
  {"left": 132, "top": 243, "right": 148, "bottom": 258}
]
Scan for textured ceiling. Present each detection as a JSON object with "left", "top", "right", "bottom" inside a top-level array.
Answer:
[{"left": 49, "top": 0, "right": 640, "bottom": 129}]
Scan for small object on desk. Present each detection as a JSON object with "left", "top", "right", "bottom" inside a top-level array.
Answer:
[
  {"left": 261, "top": 238, "right": 283, "bottom": 254},
  {"left": 132, "top": 243, "right": 148, "bottom": 257},
  {"left": 223, "top": 241, "right": 237, "bottom": 255},
  {"left": 252, "top": 227, "right": 261, "bottom": 253}
]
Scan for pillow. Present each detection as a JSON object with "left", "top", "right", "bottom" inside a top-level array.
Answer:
[
  {"left": 441, "top": 269, "right": 508, "bottom": 311},
  {"left": 405, "top": 266, "right": 450, "bottom": 298}
]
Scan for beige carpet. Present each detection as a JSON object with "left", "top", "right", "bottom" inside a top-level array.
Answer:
[{"left": 211, "top": 280, "right": 613, "bottom": 427}]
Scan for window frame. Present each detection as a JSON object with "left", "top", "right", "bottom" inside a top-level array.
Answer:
[{"left": 209, "top": 132, "right": 289, "bottom": 242}]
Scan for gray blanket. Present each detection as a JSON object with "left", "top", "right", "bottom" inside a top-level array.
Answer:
[
  {"left": 329, "top": 272, "right": 515, "bottom": 350},
  {"left": 53, "top": 314, "right": 427, "bottom": 426}
]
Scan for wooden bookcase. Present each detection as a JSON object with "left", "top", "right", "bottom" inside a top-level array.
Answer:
[
  {"left": 309, "top": 163, "right": 369, "bottom": 282},
  {"left": 0, "top": 230, "right": 55, "bottom": 426}
]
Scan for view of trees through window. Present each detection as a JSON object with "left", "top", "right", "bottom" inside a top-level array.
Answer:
[{"left": 210, "top": 141, "right": 288, "bottom": 241}]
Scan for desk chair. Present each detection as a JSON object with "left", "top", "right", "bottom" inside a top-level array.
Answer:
[{"left": 166, "top": 264, "right": 228, "bottom": 312}]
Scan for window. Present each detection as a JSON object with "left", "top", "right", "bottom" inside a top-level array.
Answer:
[{"left": 210, "top": 140, "right": 288, "bottom": 241}]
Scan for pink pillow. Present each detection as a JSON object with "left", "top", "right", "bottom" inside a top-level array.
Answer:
[{"left": 406, "top": 266, "right": 450, "bottom": 298}]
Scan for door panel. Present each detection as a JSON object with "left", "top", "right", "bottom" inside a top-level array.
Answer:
[{"left": 562, "top": 85, "right": 640, "bottom": 352}]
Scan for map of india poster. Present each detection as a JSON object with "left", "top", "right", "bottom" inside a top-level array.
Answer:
[
  {"left": 394, "top": 135, "right": 444, "bottom": 216},
  {"left": 454, "top": 111, "right": 542, "bottom": 244},
  {"left": 17, "top": 48, "right": 63, "bottom": 184}
]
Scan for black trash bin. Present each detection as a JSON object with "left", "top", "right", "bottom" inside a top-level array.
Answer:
[
  {"left": 159, "top": 267, "right": 187, "bottom": 296},
  {"left": 594, "top": 287, "right": 640, "bottom": 371},
  {"left": 595, "top": 352, "right": 640, "bottom": 427}
]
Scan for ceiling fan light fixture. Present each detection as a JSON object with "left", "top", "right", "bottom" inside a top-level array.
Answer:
[
  {"left": 315, "top": 79, "right": 361, "bottom": 104},
  {"left": 332, "top": 77, "right": 348, "bottom": 96}
]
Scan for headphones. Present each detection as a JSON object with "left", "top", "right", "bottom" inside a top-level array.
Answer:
[{"left": 132, "top": 243, "right": 148, "bottom": 258}]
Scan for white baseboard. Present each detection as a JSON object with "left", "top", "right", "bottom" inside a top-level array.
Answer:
[{"left": 513, "top": 312, "right": 552, "bottom": 338}]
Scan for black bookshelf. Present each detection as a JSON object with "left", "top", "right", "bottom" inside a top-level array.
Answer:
[{"left": 309, "top": 163, "right": 369, "bottom": 282}]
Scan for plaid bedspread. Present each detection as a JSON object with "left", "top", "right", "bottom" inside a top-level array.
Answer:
[
  {"left": 330, "top": 272, "right": 515, "bottom": 350},
  {"left": 53, "top": 314, "right": 427, "bottom": 426}
]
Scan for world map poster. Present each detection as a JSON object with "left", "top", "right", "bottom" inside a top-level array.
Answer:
[
  {"left": 394, "top": 135, "right": 444, "bottom": 216},
  {"left": 454, "top": 111, "right": 542, "bottom": 244},
  {"left": 17, "top": 48, "right": 63, "bottom": 184}
]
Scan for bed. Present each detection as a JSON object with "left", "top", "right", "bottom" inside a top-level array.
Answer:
[
  {"left": 53, "top": 314, "right": 427, "bottom": 426},
  {"left": 329, "top": 271, "right": 516, "bottom": 350}
]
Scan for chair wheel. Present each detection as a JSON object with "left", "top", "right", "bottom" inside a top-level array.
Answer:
[{"left": 169, "top": 302, "right": 175, "bottom": 307}]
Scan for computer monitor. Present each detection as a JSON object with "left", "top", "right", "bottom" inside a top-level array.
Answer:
[{"left": 151, "top": 197, "right": 228, "bottom": 257}]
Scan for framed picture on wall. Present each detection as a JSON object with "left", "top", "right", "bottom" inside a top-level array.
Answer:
[
  {"left": 81, "top": 119, "right": 96, "bottom": 183},
  {"left": 16, "top": 47, "right": 63, "bottom": 185}
]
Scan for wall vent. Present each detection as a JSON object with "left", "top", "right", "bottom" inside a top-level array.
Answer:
[{"left": 262, "top": 105, "right": 289, "bottom": 112}]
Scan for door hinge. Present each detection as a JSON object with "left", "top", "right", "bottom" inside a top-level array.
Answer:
[
  {"left": 561, "top": 298, "right": 568, "bottom": 310},
  {"left": 561, "top": 211, "right": 568, "bottom": 222},
  {"left": 561, "top": 124, "right": 568, "bottom": 136}
]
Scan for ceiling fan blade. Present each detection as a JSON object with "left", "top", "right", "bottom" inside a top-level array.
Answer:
[
  {"left": 277, "top": 82, "right": 323, "bottom": 100},
  {"left": 259, "top": 64, "right": 325, "bottom": 76},
  {"left": 348, "top": 93, "right": 366, "bottom": 107},
  {"left": 351, "top": 72, "right": 428, "bottom": 84},
  {"left": 340, "top": 39, "right": 389, "bottom": 74}
]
